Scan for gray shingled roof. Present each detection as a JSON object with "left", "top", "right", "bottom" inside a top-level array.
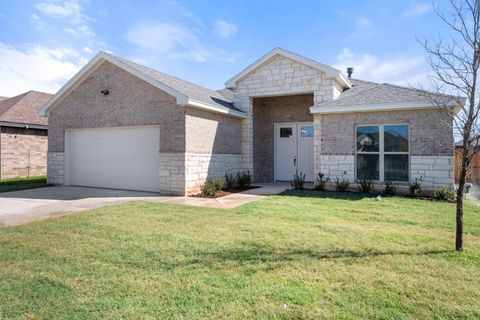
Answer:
[
  {"left": 105, "top": 53, "right": 245, "bottom": 115},
  {"left": 318, "top": 79, "right": 461, "bottom": 107},
  {"left": 0, "top": 91, "right": 51, "bottom": 126}
]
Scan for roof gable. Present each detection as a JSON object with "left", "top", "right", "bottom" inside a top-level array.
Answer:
[
  {"left": 39, "top": 52, "right": 247, "bottom": 118},
  {"left": 225, "top": 47, "right": 351, "bottom": 89}
]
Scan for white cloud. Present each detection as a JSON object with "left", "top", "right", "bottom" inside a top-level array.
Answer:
[
  {"left": 214, "top": 20, "right": 238, "bottom": 39},
  {"left": 125, "top": 22, "right": 235, "bottom": 63},
  {"left": 35, "top": 0, "right": 94, "bottom": 37},
  {"left": 334, "top": 48, "right": 431, "bottom": 87},
  {"left": 35, "top": 0, "right": 83, "bottom": 20},
  {"left": 357, "top": 17, "right": 372, "bottom": 28},
  {"left": 64, "top": 25, "right": 94, "bottom": 37},
  {"left": 83, "top": 46, "right": 93, "bottom": 53},
  {"left": 404, "top": 3, "right": 432, "bottom": 18},
  {"left": 0, "top": 43, "right": 85, "bottom": 96}
]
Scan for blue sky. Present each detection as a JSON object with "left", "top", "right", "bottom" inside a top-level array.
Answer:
[{"left": 0, "top": 0, "right": 452, "bottom": 97}]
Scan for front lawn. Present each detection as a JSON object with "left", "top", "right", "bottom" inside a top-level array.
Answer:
[
  {"left": 0, "top": 176, "right": 48, "bottom": 193},
  {"left": 0, "top": 191, "right": 479, "bottom": 319}
]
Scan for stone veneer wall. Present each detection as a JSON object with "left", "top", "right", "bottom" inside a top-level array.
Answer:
[
  {"left": 314, "top": 109, "right": 455, "bottom": 191},
  {"left": 47, "top": 152, "right": 64, "bottom": 184},
  {"left": 0, "top": 127, "right": 48, "bottom": 179},
  {"left": 185, "top": 153, "right": 243, "bottom": 195},
  {"left": 232, "top": 55, "right": 340, "bottom": 179}
]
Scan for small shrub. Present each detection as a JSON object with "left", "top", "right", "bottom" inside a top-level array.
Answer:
[
  {"left": 409, "top": 177, "right": 422, "bottom": 197},
  {"left": 237, "top": 170, "right": 252, "bottom": 188},
  {"left": 290, "top": 171, "right": 306, "bottom": 190},
  {"left": 383, "top": 181, "right": 398, "bottom": 196},
  {"left": 335, "top": 178, "right": 350, "bottom": 192},
  {"left": 314, "top": 172, "right": 329, "bottom": 191},
  {"left": 433, "top": 185, "right": 456, "bottom": 201},
  {"left": 358, "top": 177, "right": 374, "bottom": 193},
  {"left": 224, "top": 172, "right": 236, "bottom": 190},
  {"left": 201, "top": 177, "right": 225, "bottom": 196}
]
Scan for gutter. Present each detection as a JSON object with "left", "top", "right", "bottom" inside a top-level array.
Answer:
[{"left": 0, "top": 121, "right": 48, "bottom": 130}]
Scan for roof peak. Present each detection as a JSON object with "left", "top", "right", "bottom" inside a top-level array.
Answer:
[{"left": 225, "top": 47, "right": 351, "bottom": 89}]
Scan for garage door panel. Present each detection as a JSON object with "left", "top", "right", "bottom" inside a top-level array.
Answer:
[{"left": 66, "top": 126, "right": 161, "bottom": 192}]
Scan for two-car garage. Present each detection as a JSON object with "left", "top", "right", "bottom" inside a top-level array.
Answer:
[{"left": 64, "top": 126, "right": 161, "bottom": 192}]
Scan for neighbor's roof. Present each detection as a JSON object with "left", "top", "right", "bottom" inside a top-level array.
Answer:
[
  {"left": 40, "top": 52, "right": 247, "bottom": 118},
  {"left": 0, "top": 91, "right": 51, "bottom": 127},
  {"left": 310, "top": 78, "right": 465, "bottom": 114}
]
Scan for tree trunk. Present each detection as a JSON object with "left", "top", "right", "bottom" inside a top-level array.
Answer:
[{"left": 456, "top": 142, "right": 470, "bottom": 252}]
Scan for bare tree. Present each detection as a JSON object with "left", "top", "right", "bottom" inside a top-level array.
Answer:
[{"left": 420, "top": 0, "right": 480, "bottom": 251}]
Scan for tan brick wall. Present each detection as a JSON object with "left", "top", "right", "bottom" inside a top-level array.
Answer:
[
  {"left": 0, "top": 127, "right": 47, "bottom": 179},
  {"left": 314, "top": 108, "right": 455, "bottom": 190},
  {"left": 252, "top": 94, "right": 314, "bottom": 182},
  {"left": 185, "top": 107, "right": 242, "bottom": 154},
  {"left": 48, "top": 61, "right": 185, "bottom": 153},
  {"left": 317, "top": 109, "right": 454, "bottom": 156}
]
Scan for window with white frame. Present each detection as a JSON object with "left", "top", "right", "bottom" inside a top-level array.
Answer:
[{"left": 356, "top": 124, "right": 409, "bottom": 182}]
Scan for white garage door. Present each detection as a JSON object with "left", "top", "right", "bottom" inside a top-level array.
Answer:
[{"left": 65, "top": 126, "right": 161, "bottom": 192}]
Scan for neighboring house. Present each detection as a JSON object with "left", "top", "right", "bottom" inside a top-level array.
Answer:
[
  {"left": 454, "top": 139, "right": 480, "bottom": 184},
  {"left": 39, "top": 48, "right": 462, "bottom": 195},
  {"left": 0, "top": 91, "right": 51, "bottom": 178}
]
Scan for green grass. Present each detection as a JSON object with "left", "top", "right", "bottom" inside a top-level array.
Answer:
[
  {"left": 0, "top": 190, "right": 479, "bottom": 319},
  {"left": 0, "top": 176, "right": 48, "bottom": 192}
]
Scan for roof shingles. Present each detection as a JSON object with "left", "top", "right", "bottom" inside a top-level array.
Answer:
[
  {"left": 0, "top": 91, "right": 51, "bottom": 126},
  {"left": 108, "top": 54, "right": 245, "bottom": 114}
]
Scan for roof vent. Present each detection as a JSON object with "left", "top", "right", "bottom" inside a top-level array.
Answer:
[{"left": 347, "top": 67, "right": 354, "bottom": 78}]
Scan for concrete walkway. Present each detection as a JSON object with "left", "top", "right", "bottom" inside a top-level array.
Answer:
[{"left": 0, "top": 183, "right": 290, "bottom": 227}]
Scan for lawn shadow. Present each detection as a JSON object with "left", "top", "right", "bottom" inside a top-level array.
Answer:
[
  {"left": 163, "top": 242, "right": 451, "bottom": 270},
  {"left": 280, "top": 189, "right": 375, "bottom": 201}
]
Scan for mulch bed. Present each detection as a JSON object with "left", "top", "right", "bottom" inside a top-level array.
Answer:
[{"left": 192, "top": 186, "right": 260, "bottom": 198}]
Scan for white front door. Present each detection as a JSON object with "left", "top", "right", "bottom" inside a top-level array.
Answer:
[{"left": 275, "top": 122, "right": 314, "bottom": 182}]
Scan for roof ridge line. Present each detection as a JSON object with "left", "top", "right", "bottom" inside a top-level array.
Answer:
[{"left": 105, "top": 53, "right": 230, "bottom": 102}]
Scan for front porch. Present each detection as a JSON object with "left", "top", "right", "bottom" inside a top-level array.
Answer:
[{"left": 252, "top": 93, "right": 315, "bottom": 183}]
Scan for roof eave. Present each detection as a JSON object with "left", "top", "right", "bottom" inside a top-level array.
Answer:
[
  {"left": 310, "top": 100, "right": 463, "bottom": 114},
  {"left": 183, "top": 99, "right": 248, "bottom": 119},
  {"left": 0, "top": 121, "right": 47, "bottom": 130}
]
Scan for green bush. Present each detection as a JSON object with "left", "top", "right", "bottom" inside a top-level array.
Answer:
[
  {"left": 314, "top": 172, "right": 329, "bottom": 191},
  {"left": 409, "top": 177, "right": 422, "bottom": 197},
  {"left": 201, "top": 177, "right": 225, "bottom": 196},
  {"left": 433, "top": 185, "right": 456, "bottom": 201},
  {"left": 224, "top": 173, "right": 236, "bottom": 190},
  {"left": 358, "top": 177, "right": 374, "bottom": 193},
  {"left": 383, "top": 181, "right": 398, "bottom": 196},
  {"left": 236, "top": 171, "right": 252, "bottom": 188},
  {"left": 290, "top": 171, "right": 306, "bottom": 190},
  {"left": 335, "top": 178, "right": 350, "bottom": 192}
]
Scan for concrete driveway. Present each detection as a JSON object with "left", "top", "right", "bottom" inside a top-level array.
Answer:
[{"left": 0, "top": 186, "right": 172, "bottom": 227}]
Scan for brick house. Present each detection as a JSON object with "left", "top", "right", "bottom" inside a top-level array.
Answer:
[
  {"left": 0, "top": 91, "right": 51, "bottom": 178},
  {"left": 39, "top": 48, "right": 462, "bottom": 195}
]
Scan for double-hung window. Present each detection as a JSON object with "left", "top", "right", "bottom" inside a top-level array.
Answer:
[{"left": 356, "top": 124, "right": 409, "bottom": 182}]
